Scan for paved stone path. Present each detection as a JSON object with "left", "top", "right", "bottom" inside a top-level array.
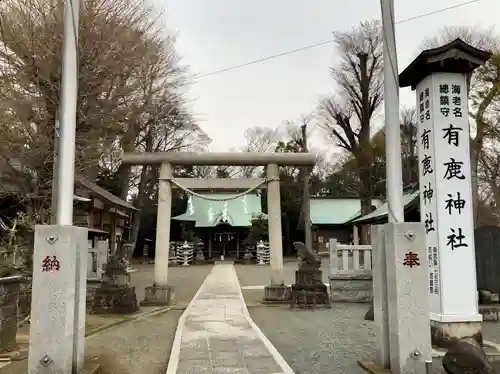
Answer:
[{"left": 166, "top": 263, "right": 294, "bottom": 374}]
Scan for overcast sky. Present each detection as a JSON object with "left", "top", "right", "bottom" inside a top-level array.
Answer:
[{"left": 159, "top": 0, "right": 499, "bottom": 153}]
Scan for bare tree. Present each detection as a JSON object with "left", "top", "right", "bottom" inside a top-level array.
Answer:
[
  {"left": 125, "top": 103, "right": 210, "bottom": 244},
  {"left": 0, "top": 0, "right": 182, "bottom": 218},
  {"left": 242, "top": 126, "right": 278, "bottom": 153},
  {"left": 400, "top": 107, "right": 418, "bottom": 186},
  {"left": 238, "top": 126, "right": 278, "bottom": 178},
  {"left": 478, "top": 124, "right": 500, "bottom": 226},
  {"left": 317, "top": 20, "right": 383, "bottom": 243},
  {"left": 423, "top": 26, "right": 500, "bottom": 227}
]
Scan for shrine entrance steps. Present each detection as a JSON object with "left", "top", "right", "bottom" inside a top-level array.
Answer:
[{"left": 166, "top": 263, "right": 294, "bottom": 374}]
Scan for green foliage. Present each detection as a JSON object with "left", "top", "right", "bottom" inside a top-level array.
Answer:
[
  {"left": 95, "top": 169, "right": 121, "bottom": 196},
  {"left": 0, "top": 216, "right": 34, "bottom": 277},
  {"left": 215, "top": 166, "right": 232, "bottom": 178},
  {"left": 180, "top": 223, "right": 199, "bottom": 242},
  {"left": 322, "top": 116, "right": 419, "bottom": 198},
  {"left": 243, "top": 213, "right": 268, "bottom": 245}
]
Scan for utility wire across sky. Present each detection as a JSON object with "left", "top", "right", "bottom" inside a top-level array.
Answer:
[{"left": 193, "top": 0, "right": 481, "bottom": 80}]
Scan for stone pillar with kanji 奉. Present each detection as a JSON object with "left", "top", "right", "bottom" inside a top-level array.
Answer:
[
  {"left": 399, "top": 38, "right": 492, "bottom": 347},
  {"left": 359, "top": 223, "right": 431, "bottom": 373}
]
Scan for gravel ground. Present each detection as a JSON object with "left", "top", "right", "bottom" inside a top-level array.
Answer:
[
  {"left": 249, "top": 304, "right": 450, "bottom": 374},
  {"left": 130, "top": 263, "right": 214, "bottom": 307},
  {"left": 238, "top": 260, "right": 500, "bottom": 374},
  {"left": 235, "top": 259, "right": 331, "bottom": 287},
  {"left": 1, "top": 263, "right": 213, "bottom": 374},
  {"left": 85, "top": 308, "right": 184, "bottom": 374},
  {"left": 5, "top": 261, "right": 500, "bottom": 374},
  {"left": 249, "top": 303, "right": 374, "bottom": 374},
  {"left": 249, "top": 303, "right": 500, "bottom": 374}
]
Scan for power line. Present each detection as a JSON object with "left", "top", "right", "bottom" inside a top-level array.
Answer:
[{"left": 194, "top": 0, "right": 481, "bottom": 80}]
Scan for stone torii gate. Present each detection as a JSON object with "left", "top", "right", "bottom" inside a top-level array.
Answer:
[{"left": 121, "top": 151, "right": 316, "bottom": 304}]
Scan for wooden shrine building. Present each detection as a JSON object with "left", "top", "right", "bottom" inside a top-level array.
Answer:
[{"left": 172, "top": 192, "right": 265, "bottom": 260}]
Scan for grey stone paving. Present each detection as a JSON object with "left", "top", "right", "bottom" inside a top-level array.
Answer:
[{"left": 169, "top": 263, "right": 293, "bottom": 374}]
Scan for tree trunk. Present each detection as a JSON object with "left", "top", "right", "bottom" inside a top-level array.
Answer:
[
  {"left": 357, "top": 149, "right": 373, "bottom": 244},
  {"left": 470, "top": 145, "right": 480, "bottom": 228},
  {"left": 467, "top": 73, "right": 499, "bottom": 228},
  {"left": 130, "top": 165, "right": 148, "bottom": 245},
  {"left": 130, "top": 128, "right": 153, "bottom": 245},
  {"left": 284, "top": 217, "right": 291, "bottom": 255},
  {"left": 359, "top": 199, "right": 372, "bottom": 244},
  {"left": 358, "top": 53, "right": 373, "bottom": 244},
  {"left": 116, "top": 132, "right": 137, "bottom": 201}
]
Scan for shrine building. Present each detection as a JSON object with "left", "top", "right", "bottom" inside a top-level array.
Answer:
[{"left": 172, "top": 192, "right": 265, "bottom": 260}]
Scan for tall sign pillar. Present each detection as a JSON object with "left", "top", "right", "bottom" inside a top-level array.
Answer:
[{"left": 399, "top": 39, "right": 491, "bottom": 347}]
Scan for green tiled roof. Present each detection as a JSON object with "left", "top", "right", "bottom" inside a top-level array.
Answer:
[
  {"left": 310, "top": 198, "right": 383, "bottom": 225},
  {"left": 172, "top": 193, "right": 264, "bottom": 227},
  {"left": 352, "top": 190, "right": 420, "bottom": 223}
]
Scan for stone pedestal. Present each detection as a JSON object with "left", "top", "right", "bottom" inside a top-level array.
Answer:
[
  {"left": 91, "top": 255, "right": 139, "bottom": 314},
  {"left": 290, "top": 269, "right": 330, "bottom": 308},
  {"left": 141, "top": 285, "right": 175, "bottom": 306},
  {"left": 242, "top": 249, "right": 254, "bottom": 264},
  {"left": 195, "top": 249, "right": 205, "bottom": 263},
  {"left": 296, "top": 269, "right": 321, "bottom": 284},
  {"left": 329, "top": 273, "right": 373, "bottom": 303},
  {"left": 0, "top": 276, "right": 23, "bottom": 352},
  {"left": 430, "top": 320, "right": 482, "bottom": 348},
  {"left": 263, "top": 285, "right": 291, "bottom": 303},
  {"left": 29, "top": 225, "right": 88, "bottom": 374},
  {"left": 92, "top": 285, "right": 138, "bottom": 314}
]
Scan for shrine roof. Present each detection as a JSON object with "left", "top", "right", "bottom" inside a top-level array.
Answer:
[
  {"left": 307, "top": 197, "right": 383, "bottom": 226},
  {"left": 351, "top": 190, "right": 420, "bottom": 224},
  {"left": 399, "top": 38, "right": 491, "bottom": 90},
  {"left": 172, "top": 192, "right": 264, "bottom": 228},
  {"left": 75, "top": 175, "right": 137, "bottom": 212}
]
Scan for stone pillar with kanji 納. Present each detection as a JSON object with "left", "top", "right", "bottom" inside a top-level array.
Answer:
[
  {"left": 399, "top": 38, "right": 492, "bottom": 347},
  {"left": 29, "top": 225, "right": 88, "bottom": 373}
]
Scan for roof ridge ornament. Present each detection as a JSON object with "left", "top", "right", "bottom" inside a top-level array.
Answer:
[
  {"left": 207, "top": 202, "right": 214, "bottom": 222},
  {"left": 187, "top": 195, "right": 194, "bottom": 215},
  {"left": 222, "top": 201, "right": 229, "bottom": 222},
  {"left": 242, "top": 195, "right": 249, "bottom": 214}
]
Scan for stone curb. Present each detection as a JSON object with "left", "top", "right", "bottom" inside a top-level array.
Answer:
[
  {"left": 357, "top": 360, "right": 391, "bottom": 373},
  {"left": 85, "top": 306, "right": 173, "bottom": 338}
]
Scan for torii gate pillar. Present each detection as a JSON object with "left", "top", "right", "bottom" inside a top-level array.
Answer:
[
  {"left": 141, "top": 162, "right": 175, "bottom": 306},
  {"left": 264, "top": 163, "right": 290, "bottom": 302},
  {"left": 266, "top": 164, "right": 284, "bottom": 285}
]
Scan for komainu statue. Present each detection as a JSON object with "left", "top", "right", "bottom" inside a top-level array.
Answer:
[{"left": 290, "top": 241, "right": 330, "bottom": 309}]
